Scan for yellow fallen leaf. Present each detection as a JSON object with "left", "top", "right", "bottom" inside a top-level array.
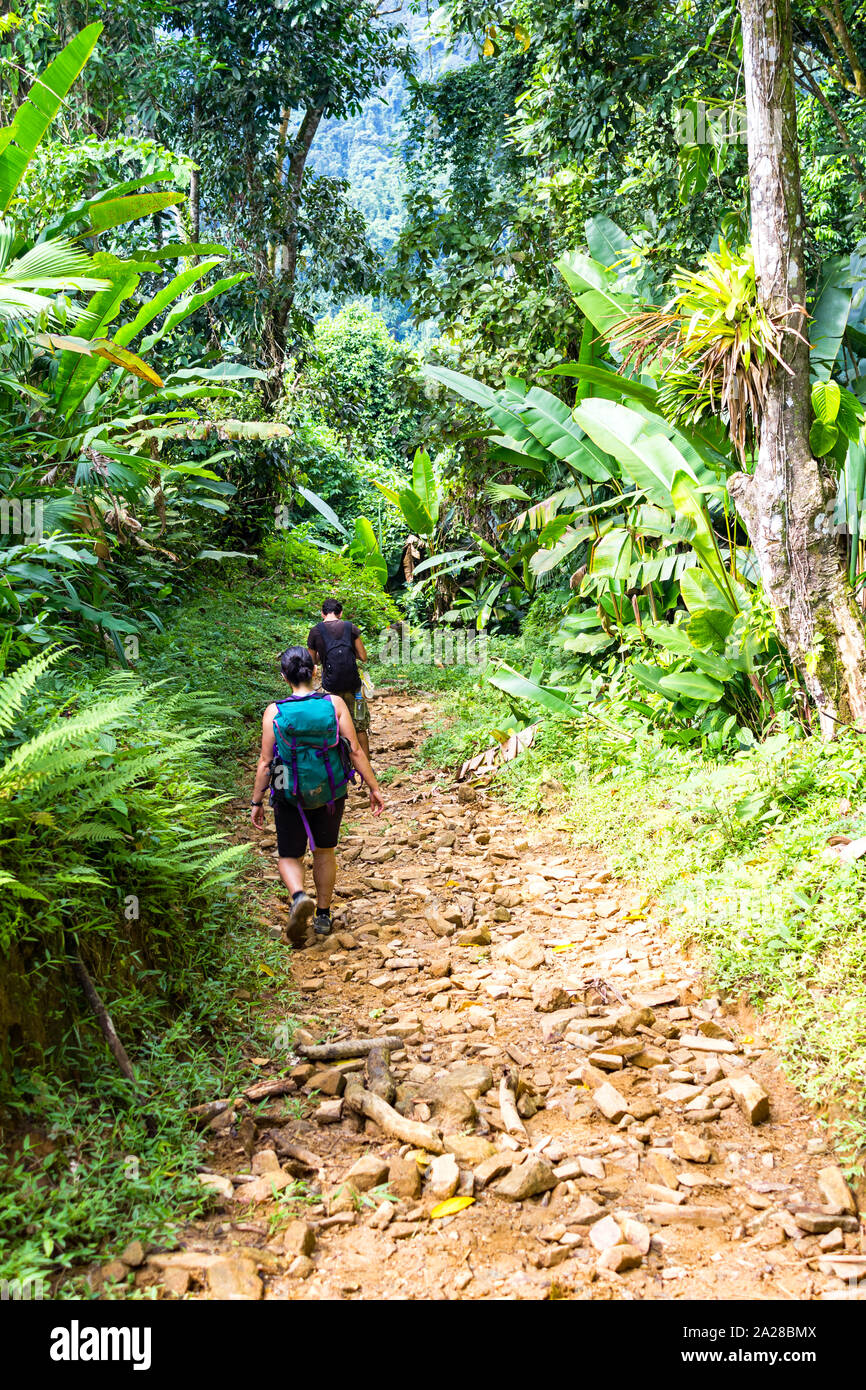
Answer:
[
  {"left": 552, "top": 942, "right": 581, "bottom": 952},
  {"left": 741, "top": 1035, "right": 754, "bottom": 1044},
  {"left": 406, "top": 1150, "right": 431, "bottom": 1168},
  {"left": 431, "top": 1196, "right": 475, "bottom": 1219},
  {"left": 257, "top": 961, "right": 276, "bottom": 977}
]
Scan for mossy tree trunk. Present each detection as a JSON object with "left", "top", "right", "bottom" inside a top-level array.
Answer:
[{"left": 730, "top": 0, "right": 866, "bottom": 736}]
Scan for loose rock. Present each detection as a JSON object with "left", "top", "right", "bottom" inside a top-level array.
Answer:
[
  {"left": 388, "top": 1156, "right": 422, "bottom": 1200},
  {"left": 597, "top": 1243, "right": 643, "bottom": 1273},
  {"left": 672, "top": 1130, "right": 714, "bottom": 1164},
  {"left": 494, "top": 1156, "right": 557, "bottom": 1201},
  {"left": 428, "top": 1153, "right": 460, "bottom": 1201},
  {"left": 501, "top": 933, "right": 545, "bottom": 970},
  {"left": 817, "top": 1165, "right": 857, "bottom": 1215},
  {"left": 206, "top": 1257, "right": 262, "bottom": 1300},
  {"left": 342, "top": 1154, "right": 390, "bottom": 1192},
  {"left": 728, "top": 1074, "right": 770, "bottom": 1125}
]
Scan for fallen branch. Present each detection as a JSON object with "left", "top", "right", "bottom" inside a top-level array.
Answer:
[
  {"left": 344, "top": 1083, "right": 444, "bottom": 1153},
  {"left": 243, "top": 1077, "right": 297, "bottom": 1102},
  {"left": 279, "top": 1139, "right": 324, "bottom": 1169},
  {"left": 189, "top": 1099, "right": 231, "bottom": 1127},
  {"left": 297, "top": 1035, "right": 403, "bottom": 1061},
  {"left": 499, "top": 1072, "right": 528, "bottom": 1139},
  {"left": 67, "top": 941, "right": 136, "bottom": 1084}
]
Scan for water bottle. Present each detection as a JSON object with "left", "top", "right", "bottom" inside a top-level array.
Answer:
[{"left": 354, "top": 689, "right": 363, "bottom": 723}]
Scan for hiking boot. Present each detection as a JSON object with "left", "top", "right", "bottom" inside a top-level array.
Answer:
[
  {"left": 285, "top": 892, "right": 315, "bottom": 944},
  {"left": 312, "top": 910, "right": 332, "bottom": 938}
]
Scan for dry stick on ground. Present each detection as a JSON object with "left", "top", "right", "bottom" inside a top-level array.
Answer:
[
  {"left": 344, "top": 1083, "right": 445, "bottom": 1153},
  {"left": 66, "top": 941, "right": 136, "bottom": 1083},
  {"left": 243, "top": 1077, "right": 297, "bottom": 1102},
  {"left": 275, "top": 1139, "right": 323, "bottom": 1170},
  {"left": 499, "top": 1072, "right": 528, "bottom": 1139},
  {"left": 297, "top": 1035, "right": 404, "bottom": 1061}
]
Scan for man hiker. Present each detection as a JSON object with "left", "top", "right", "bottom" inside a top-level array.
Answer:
[
  {"left": 307, "top": 598, "right": 372, "bottom": 758},
  {"left": 250, "top": 646, "right": 384, "bottom": 943}
]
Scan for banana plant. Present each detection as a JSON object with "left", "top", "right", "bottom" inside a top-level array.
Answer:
[
  {"left": 375, "top": 446, "right": 440, "bottom": 536},
  {"left": 0, "top": 25, "right": 296, "bottom": 660},
  {"left": 348, "top": 516, "right": 388, "bottom": 588}
]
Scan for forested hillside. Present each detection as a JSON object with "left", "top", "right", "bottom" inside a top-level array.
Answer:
[{"left": 3, "top": 0, "right": 866, "bottom": 1320}]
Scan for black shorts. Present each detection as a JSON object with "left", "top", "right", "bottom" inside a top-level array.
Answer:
[{"left": 272, "top": 793, "right": 346, "bottom": 858}]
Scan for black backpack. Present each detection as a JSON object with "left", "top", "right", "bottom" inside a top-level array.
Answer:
[{"left": 320, "top": 621, "right": 360, "bottom": 692}]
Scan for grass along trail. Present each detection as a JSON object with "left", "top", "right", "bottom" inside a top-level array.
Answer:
[{"left": 140, "top": 691, "right": 863, "bottom": 1301}]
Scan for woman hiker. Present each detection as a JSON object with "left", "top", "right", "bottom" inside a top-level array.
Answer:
[{"left": 250, "top": 646, "right": 384, "bottom": 944}]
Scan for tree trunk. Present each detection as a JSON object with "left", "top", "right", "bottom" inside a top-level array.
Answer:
[
  {"left": 730, "top": 0, "right": 866, "bottom": 736},
  {"left": 282, "top": 105, "right": 324, "bottom": 279},
  {"left": 189, "top": 165, "right": 200, "bottom": 244},
  {"left": 262, "top": 103, "right": 325, "bottom": 405}
]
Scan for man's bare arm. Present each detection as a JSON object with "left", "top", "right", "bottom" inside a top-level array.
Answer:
[{"left": 354, "top": 633, "right": 368, "bottom": 663}]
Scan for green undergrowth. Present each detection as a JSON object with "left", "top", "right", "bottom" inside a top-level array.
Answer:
[
  {"left": 0, "top": 535, "right": 395, "bottom": 1290},
  {"left": 371, "top": 634, "right": 523, "bottom": 772},
  {"left": 406, "top": 658, "right": 866, "bottom": 1168},
  {"left": 1, "top": 928, "right": 296, "bottom": 1295},
  {"left": 145, "top": 534, "right": 400, "bottom": 730}
]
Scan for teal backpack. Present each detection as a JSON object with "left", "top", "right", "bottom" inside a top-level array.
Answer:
[{"left": 270, "top": 692, "right": 352, "bottom": 814}]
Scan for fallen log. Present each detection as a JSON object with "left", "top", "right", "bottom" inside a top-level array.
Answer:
[
  {"left": 189, "top": 1099, "right": 232, "bottom": 1127},
  {"left": 268, "top": 1135, "right": 324, "bottom": 1170},
  {"left": 243, "top": 1077, "right": 297, "bottom": 1102},
  {"left": 343, "top": 1083, "right": 444, "bottom": 1153},
  {"left": 499, "top": 1072, "right": 528, "bottom": 1139},
  {"left": 297, "top": 1035, "right": 403, "bottom": 1062},
  {"left": 365, "top": 1043, "right": 396, "bottom": 1105}
]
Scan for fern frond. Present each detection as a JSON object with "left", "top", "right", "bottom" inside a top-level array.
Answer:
[
  {"left": 57, "top": 751, "right": 175, "bottom": 806},
  {"left": 0, "top": 746, "right": 97, "bottom": 801},
  {"left": 0, "top": 647, "right": 65, "bottom": 736},
  {"left": 65, "top": 823, "right": 127, "bottom": 843},
  {"left": 0, "top": 869, "right": 49, "bottom": 900},
  {"left": 0, "top": 692, "right": 143, "bottom": 789},
  {"left": 196, "top": 843, "right": 251, "bottom": 879}
]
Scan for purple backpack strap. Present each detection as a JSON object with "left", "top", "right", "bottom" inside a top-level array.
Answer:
[{"left": 296, "top": 802, "right": 317, "bottom": 851}]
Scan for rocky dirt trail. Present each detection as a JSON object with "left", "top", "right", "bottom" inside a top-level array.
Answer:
[{"left": 134, "top": 693, "right": 865, "bottom": 1301}]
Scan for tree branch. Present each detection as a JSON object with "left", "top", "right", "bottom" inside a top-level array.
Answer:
[
  {"left": 794, "top": 50, "right": 866, "bottom": 195},
  {"left": 824, "top": 0, "right": 866, "bottom": 94}
]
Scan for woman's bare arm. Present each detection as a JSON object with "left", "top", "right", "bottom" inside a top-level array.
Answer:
[
  {"left": 333, "top": 696, "right": 383, "bottom": 813},
  {"left": 250, "top": 703, "right": 278, "bottom": 826}
]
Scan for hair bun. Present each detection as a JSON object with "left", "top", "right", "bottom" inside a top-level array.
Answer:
[{"left": 280, "top": 645, "right": 314, "bottom": 684}]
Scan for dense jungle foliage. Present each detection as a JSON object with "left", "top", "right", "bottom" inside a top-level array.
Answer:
[{"left": 4, "top": 0, "right": 866, "bottom": 1286}]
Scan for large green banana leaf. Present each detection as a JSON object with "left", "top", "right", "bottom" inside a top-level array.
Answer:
[
  {"left": 810, "top": 254, "right": 851, "bottom": 381},
  {"left": 114, "top": 259, "right": 223, "bottom": 349},
  {"left": 0, "top": 23, "right": 102, "bottom": 213},
  {"left": 53, "top": 255, "right": 142, "bottom": 416},
  {"left": 412, "top": 448, "right": 439, "bottom": 524},
  {"left": 398, "top": 488, "right": 434, "bottom": 536},
  {"left": 424, "top": 365, "right": 550, "bottom": 461},
  {"left": 513, "top": 385, "right": 613, "bottom": 482},
  {"left": 487, "top": 662, "right": 578, "bottom": 716},
  {"left": 139, "top": 273, "right": 248, "bottom": 353},
  {"left": 574, "top": 398, "right": 699, "bottom": 506}
]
